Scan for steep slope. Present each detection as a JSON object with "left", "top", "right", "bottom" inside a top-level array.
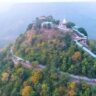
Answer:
[
  {"left": 0, "top": 16, "right": 96, "bottom": 96},
  {"left": 12, "top": 18, "right": 96, "bottom": 78}
]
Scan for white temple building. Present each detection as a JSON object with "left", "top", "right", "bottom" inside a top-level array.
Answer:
[
  {"left": 41, "top": 21, "right": 54, "bottom": 28},
  {"left": 58, "top": 18, "right": 68, "bottom": 30}
]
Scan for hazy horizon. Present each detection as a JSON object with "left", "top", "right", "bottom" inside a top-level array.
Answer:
[{"left": 0, "top": 2, "right": 96, "bottom": 47}]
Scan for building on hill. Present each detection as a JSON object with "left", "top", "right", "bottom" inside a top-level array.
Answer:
[
  {"left": 41, "top": 21, "right": 54, "bottom": 29},
  {"left": 58, "top": 18, "right": 72, "bottom": 32},
  {"left": 38, "top": 16, "right": 47, "bottom": 21},
  {"left": 62, "top": 18, "right": 67, "bottom": 24},
  {"left": 58, "top": 18, "right": 68, "bottom": 29}
]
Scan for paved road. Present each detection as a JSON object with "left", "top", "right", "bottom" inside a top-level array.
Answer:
[
  {"left": 11, "top": 50, "right": 96, "bottom": 85},
  {"left": 58, "top": 25, "right": 96, "bottom": 58},
  {"left": 11, "top": 49, "right": 45, "bottom": 69},
  {"left": 72, "top": 26, "right": 96, "bottom": 58}
]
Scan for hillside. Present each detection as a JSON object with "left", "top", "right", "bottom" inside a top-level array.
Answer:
[
  {"left": 0, "top": 16, "right": 96, "bottom": 96},
  {"left": 13, "top": 16, "right": 96, "bottom": 77}
]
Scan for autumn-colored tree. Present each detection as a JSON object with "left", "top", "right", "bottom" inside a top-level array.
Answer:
[
  {"left": 71, "top": 51, "right": 81, "bottom": 61},
  {"left": 67, "top": 82, "right": 76, "bottom": 96},
  {"left": 21, "top": 86, "right": 33, "bottom": 96},
  {"left": 1, "top": 72, "right": 9, "bottom": 81}
]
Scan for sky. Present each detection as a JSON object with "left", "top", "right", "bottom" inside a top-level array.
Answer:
[
  {"left": 0, "top": 0, "right": 95, "bottom": 13},
  {"left": 0, "top": 0, "right": 96, "bottom": 3},
  {"left": 0, "top": 3, "right": 13, "bottom": 12},
  {"left": 0, "top": 0, "right": 95, "bottom": 2}
]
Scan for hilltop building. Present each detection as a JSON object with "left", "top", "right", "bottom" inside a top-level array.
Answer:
[
  {"left": 58, "top": 18, "right": 67, "bottom": 29},
  {"left": 41, "top": 21, "right": 54, "bottom": 29},
  {"left": 38, "top": 16, "right": 46, "bottom": 21}
]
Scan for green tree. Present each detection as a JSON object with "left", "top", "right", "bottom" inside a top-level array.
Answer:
[
  {"left": 66, "top": 22, "right": 75, "bottom": 28},
  {"left": 78, "top": 27, "right": 88, "bottom": 36}
]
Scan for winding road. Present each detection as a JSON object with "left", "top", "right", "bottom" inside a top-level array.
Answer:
[
  {"left": 72, "top": 26, "right": 96, "bottom": 58},
  {"left": 10, "top": 48, "right": 96, "bottom": 85}
]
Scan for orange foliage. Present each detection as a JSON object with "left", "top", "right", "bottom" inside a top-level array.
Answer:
[
  {"left": 67, "top": 82, "right": 76, "bottom": 96},
  {"left": 21, "top": 86, "right": 33, "bottom": 96},
  {"left": 71, "top": 51, "right": 81, "bottom": 61}
]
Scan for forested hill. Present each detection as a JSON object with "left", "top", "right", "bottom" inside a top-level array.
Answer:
[{"left": 0, "top": 16, "right": 96, "bottom": 96}]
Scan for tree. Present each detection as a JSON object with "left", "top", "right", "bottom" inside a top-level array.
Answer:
[
  {"left": 71, "top": 51, "right": 81, "bottom": 61},
  {"left": 54, "top": 20, "right": 60, "bottom": 25},
  {"left": 81, "top": 83, "right": 90, "bottom": 96},
  {"left": 11, "top": 88, "right": 18, "bottom": 96},
  {"left": 53, "top": 86, "right": 66, "bottom": 96},
  {"left": 91, "top": 85, "right": 96, "bottom": 96},
  {"left": 63, "top": 33, "right": 72, "bottom": 47},
  {"left": 1, "top": 72, "right": 9, "bottom": 81},
  {"left": 66, "top": 22, "right": 75, "bottom": 28},
  {"left": 27, "top": 24, "right": 33, "bottom": 31},
  {"left": 61, "top": 57, "right": 67, "bottom": 71},
  {"left": 21, "top": 86, "right": 33, "bottom": 96},
  {"left": 35, "top": 17, "right": 41, "bottom": 29},
  {"left": 30, "top": 69, "right": 42, "bottom": 84},
  {"left": 46, "top": 15, "right": 53, "bottom": 21},
  {"left": 40, "top": 83, "right": 49, "bottom": 96},
  {"left": 67, "top": 82, "right": 76, "bottom": 96},
  {"left": 78, "top": 27, "right": 88, "bottom": 36}
]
